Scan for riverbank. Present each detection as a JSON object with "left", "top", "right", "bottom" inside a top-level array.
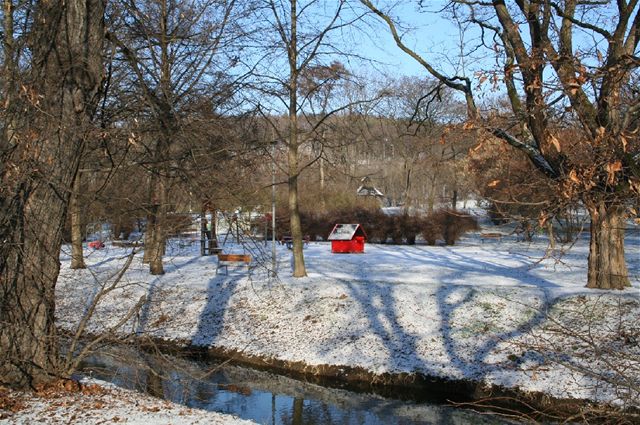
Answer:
[
  {"left": 55, "top": 230, "right": 640, "bottom": 419},
  {"left": 0, "top": 378, "right": 255, "bottom": 424}
]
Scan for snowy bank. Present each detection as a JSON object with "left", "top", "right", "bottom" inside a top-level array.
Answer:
[
  {"left": 55, "top": 232, "right": 640, "bottom": 412},
  {"left": 0, "top": 378, "right": 255, "bottom": 424}
]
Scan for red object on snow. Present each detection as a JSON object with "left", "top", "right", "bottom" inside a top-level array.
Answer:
[
  {"left": 88, "top": 240, "right": 105, "bottom": 249},
  {"left": 327, "top": 224, "right": 367, "bottom": 254}
]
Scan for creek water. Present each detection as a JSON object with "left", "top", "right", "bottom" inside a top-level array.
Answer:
[{"left": 77, "top": 346, "right": 516, "bottom": 425}]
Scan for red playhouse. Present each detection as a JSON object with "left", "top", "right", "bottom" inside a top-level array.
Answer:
[{"left": 327, "top": 224, "right": 367, "bottom": 254}]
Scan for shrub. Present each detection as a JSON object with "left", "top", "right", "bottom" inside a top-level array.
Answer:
[
  {"left": 427, "top": 209, "right": 479, "bottom": 245},
  {"left": 420, "top": 220, "right": 441, "bottom": 245},
  {"left": 288, "top": 207, "right": 477, "bottom": 246},
  {"left": 398, "top": 214, "right": 422, "bottom": 245}
]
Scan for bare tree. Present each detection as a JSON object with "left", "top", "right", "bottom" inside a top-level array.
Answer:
[
  {"left": 0, "top": 0, "right": 104, "bottom": 388},
  {"left": 108, "top": 0, "right": 237, "bottom": 275},
  {"left": 362, "top": 0, "right": 640, "bottom": 289},
  {"left": 250, "top": 0, "right": 371, "bottom": 277}
]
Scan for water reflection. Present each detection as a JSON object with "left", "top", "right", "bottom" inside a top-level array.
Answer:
[{"left": 78, "top": 347, "right": 514, "bottom": 425}]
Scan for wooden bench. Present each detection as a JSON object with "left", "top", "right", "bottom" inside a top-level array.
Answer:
[
  {"left": 480, "top": 232, "right": 504, "bottom": 242},
  {"left": 216, "top": 254, "right": 252, "bottom": 275},
  {"left": 280, "top": 235, "right": 311, "bottom": 249}
]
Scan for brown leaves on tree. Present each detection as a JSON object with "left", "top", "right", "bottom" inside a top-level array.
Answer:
[
  {"left": 606, "top": 161, "right": 623, "bottom": 185},
  {"left": 549, "top": 134, "right": 561, "bottom": 153}
]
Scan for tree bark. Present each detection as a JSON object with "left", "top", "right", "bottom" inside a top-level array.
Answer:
[
  {"left": 289, "top": 143, "right": 307, "bottom": 277},
  {"left": 287, "top": 0, "right": 306, "bottom": 278},
  {"left": 147, "top": 174, "right": 167, "bottom": 275},
  {"left": 70, "top": 173, "right": 86, "bottom": 269},
  {"left": 0, "top": 0, "right": 104, "bottom": 388},
  {"left": 585, "top": 201, "right": 631, "bottom": 290},
  {"left": 143, "top": 172, "right": 156, "bottom": 265}
]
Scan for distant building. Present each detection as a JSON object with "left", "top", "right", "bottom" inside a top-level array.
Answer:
[{"left": 356, "top": 177, "right": 384, "bottom": 198}]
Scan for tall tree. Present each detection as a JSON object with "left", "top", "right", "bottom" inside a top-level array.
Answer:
[
  {"left": 252, "top": 0, "right": 362, "bottom": 277},
  {"left": 109, "top": 0, "right": 237, "bottom": 275},
  {"left": 0, "top": 0, "right": 104, "bottom": 387},
  {"left": 363, "top": 0, "right": 640, "bottom": 289}
]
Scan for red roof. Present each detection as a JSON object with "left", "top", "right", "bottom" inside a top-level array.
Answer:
[{"left": 327, "top": 224, "right": 367, "bottom": 241}]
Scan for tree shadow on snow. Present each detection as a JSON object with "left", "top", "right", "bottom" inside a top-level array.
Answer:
[
  {"left": 308, "top": 245, "right": 563, "bottom": 390},
  {"left": 135, "top": 255, "right": 239, "bottom": 342},
  {"left": 191, "top": 272, "right": 244, "bottom": 348}
]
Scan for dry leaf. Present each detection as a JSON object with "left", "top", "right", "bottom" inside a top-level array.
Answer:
[
  {"left": 487, "top": 180, "right": 500, "bottom": 188},
  {"left": 549, "top": 134, "right": 561, "bottom": 152},
  {"left": 568, "top": 169, "right": 580, "bottom": 184},
  {"left": 630, "top": 178, "right": 640, "bottom": 194},
  {"left": 606, "top": 161, "right": 623, "bottom": 185}
]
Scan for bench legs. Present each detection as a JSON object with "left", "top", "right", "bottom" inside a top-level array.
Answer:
[{"left": 216, "top": 262, "right": 251, "bottom": 276}]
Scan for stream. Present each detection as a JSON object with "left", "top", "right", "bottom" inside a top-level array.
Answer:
[{"left": 76, "top": 345, "right": 517, "bottom": 425}]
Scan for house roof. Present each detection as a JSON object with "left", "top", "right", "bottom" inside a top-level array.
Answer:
[
  {"left": 356, "top": 176, "right": 384, "bottom": 197},
  {"left": 327, "top": 223, "right": 367, "bottom": 241},
  {"left": 356, "top": 185, "right": 384, "bottom": 197}
]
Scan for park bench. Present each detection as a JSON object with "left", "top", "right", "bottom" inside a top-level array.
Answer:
[
  {"left": 480, "top": 232, "right": 504, "bottom": 242},
  {"left": 216, "top": 253, "right": 252, "bottom": 275},
  {"left": 280, "top": 235, "right": 311, "bottom": 249}
]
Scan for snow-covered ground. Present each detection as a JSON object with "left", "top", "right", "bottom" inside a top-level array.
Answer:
[
  {"left": 0, "top": 378, "right": 255, "bottom": 424},
  {"left": 53, "top": 226, "right": 640, "bottom": 413}
]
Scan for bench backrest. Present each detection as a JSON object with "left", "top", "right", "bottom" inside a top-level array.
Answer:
[{"left": 218, "top": 254, "right": 251, "bottom": 263}]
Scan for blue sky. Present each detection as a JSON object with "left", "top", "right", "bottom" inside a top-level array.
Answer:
[{"left": 350, "top": 1, "right": 473, "bottom": 78}]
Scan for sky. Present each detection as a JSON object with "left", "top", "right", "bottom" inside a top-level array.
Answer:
[{"left": 349, "top": 1, "right": 477, "bottom": 79}]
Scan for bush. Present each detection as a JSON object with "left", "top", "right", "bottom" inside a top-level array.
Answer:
[
  {"left": 420, "top": 220, "right": 441, "bottom": 245},
  {"left": 426, "top": 209, "right": 479, "bottom": 245},
  {"left": 284, "top": 207, "right": 477, "bottom": 246},
  {"left": 398, "top": 214, "right": 421, "bottom": 245}
]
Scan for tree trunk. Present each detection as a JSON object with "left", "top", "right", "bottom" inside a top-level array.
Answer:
[
  {"left": 1, "top": 0, "right": 17, "bottom": 154},
  {"left": 546, "top": 221, "right": 556, "bottom": 251},
  {"left": 0, "top": 0, "right": 103, "bottom": 388},
  {"left": 289, "top": 162, "right": 306, "bottom": 277},
  {"left": 143, "top": 172, "right": 157, "bottom": 265},
  {"left": 70, "top": 172, "right": 86, "bottom": 269},
  {"left": 585, "top": 201, "right": 630, "bottom": 290},
  {"left": 287, "top": 0, "right": 306, "bottom": 278},
  {"left": 319, "top": 156, "right": 326, "bottom": 212},
  {"left": 200, "top": 205, "right": 207, "bottom": 256},
  {"left": 148, "top": 176, "right": 167, "bottom": 275}
]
